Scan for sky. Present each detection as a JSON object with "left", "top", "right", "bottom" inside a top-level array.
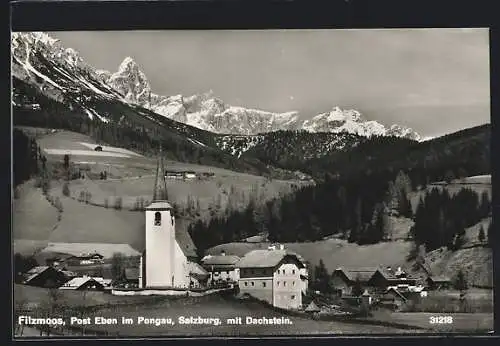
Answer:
[{"left": 49, "top": 29, "right": 490, "bottom": 138}]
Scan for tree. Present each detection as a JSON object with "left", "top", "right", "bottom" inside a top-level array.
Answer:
[
  {"left": 313, "top": 259, "right": 332, "bottom": 294},
  {"left": 62, "top": 182, "right": 70, "bottom": 197},
  {"left": 454, "top": 269, "right": 468, "bottom": 291},
  {"left": 111, "top": 253, "right": 126, "bottom": 282},
  {"left": 63, "top": 154, "right": 70, "bottom": 180},
  {"left": 478, "top": 225, "right": 485, "bottom": 243},
  {"left": 351, "top": 276, "right": 364, "bottom": 297}
]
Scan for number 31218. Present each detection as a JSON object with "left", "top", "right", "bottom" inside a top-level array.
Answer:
[{"left": 429, "top": 316, "right": 453, "bottom": 324}]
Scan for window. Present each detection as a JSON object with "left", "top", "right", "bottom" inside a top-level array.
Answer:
[
  {"left": 293, "top": 281, "right": 295, "bottom": 286},
  {"left": 277, "top": 281, "right": 279, "bottom": 286},
  {"left": 226, "top": 271, "right": 230, "bottom": 275},
  {"left": 262, "top": 282, "right": 266, "bottom": 287},
  {"left": 154, "top": 212, "right": 162, "bottom": 226},
  {"left": 251, "top": 282, "right": 254, "bottom": 286},
  {"left": 284, "top": 281, "right": 287, "bottom": 287},
  {"left": 291, "top": 295, "right": 295, "bottom": 300},
  {"left": 171, "top": 216, "right": 174, "bottom": 226},
  {"left": 244, "top": 282, "right": 248, "bottom": 286},
  {"left": 292, "top": 269, "right": 295, "bottom": 274},
  {"left": 283, "top": 269, "right": 286, "bottom": 275}
]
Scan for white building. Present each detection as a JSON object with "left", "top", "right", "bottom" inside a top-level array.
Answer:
[
  {"left": 237, "top": 247, "right": 306, "bottom": 310},
  {"left": 139, "top": 148, "right": 203, "bottom": 289}
]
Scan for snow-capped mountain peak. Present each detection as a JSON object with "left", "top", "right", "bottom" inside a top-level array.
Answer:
[{"left": 11, "top": 31, "right": 421, "bottom": 141}]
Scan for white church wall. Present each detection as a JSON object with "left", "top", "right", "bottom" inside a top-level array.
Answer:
[{"left": 145, "top": 208, "right": 175, "bottom": 287}]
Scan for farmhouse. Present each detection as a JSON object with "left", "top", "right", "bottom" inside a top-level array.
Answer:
[
  {"left": 187, "top": 262, "right": 209, "bottom": 288},
  {"left": 378, "top": 287, "right": 408, "bottom": 311},
  {"left": 22, "top": 266, "right": 68, "bottom": 288},
  {"left": 237, "top": 247, "right": 305, "bottom": 310},
  {"left": 331, "top": 267, "right": 417, "bottom": 296},
  {"left": 65, "top": 253, "right": 104, "bottom": 266},
  {"left": 426, "top": 275, "right": 452, "bottom": 290},
  {"left": 201, "top": 252, "right": 241, "bottom": 286},
  {"left": 60, "top": 276, "right": 105, "bottom": 291}
]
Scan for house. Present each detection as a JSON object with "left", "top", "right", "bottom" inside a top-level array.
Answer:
[
  {"left": 426, "top": 276, "right": 451, "bottom": 290},
  {"left": 201, "top": 252, "right": 241, "bottom": 286},
  {"left": 65, "top": 253, "right": 104, "bottom": 266},
  {"left": 378, "top": 287, "right": 408, "bottom": 311},
  {"left": 22, "top": 266, "right": 68, "bottom": 288},
  {"left": 331, "top": 268, "right": 377, "bottom": 296},
  {"left": 367, "top": 268, "right": 417, "bottom": 291},
  {"left": 331, "top": 267, "right": 417, "bottom": 296},
  {"left": 60, "top": 276, "right": 105, "bottom": 291},
  {"left": 237, "top": 248, "right": 305, "bottom": 310},
  {"left": 305, "top": 301, "right": 321, "bottom": 313},
  {"left": 93, "top": 277, "right": 113, "bottom": 290}
]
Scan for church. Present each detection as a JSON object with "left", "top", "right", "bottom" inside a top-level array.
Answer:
[{"left": 138, "top": 148, "right": 207, "bottom": 289}]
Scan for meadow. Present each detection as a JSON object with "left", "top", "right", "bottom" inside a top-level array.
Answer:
[
  {"left": 208, "top": 238, "right": 413, "bottom": 274},
  {"left": 51, "top": 294, "right": 419, "bottom": 336}
]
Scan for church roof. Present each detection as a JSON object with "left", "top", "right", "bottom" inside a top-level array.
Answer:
[
  {"left": 174, "top": 218, "right": 197, "bottom": 258},
  {"left": 146, "top": 201, "right": 173, "bottom": 210}
]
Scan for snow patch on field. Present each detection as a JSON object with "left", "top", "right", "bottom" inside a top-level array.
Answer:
[
  {"left": 78, "top": 142, "right": 143, "bottom": 157},
  {"left": 44, "top": 149, "right": 131, "bottom": 158}
]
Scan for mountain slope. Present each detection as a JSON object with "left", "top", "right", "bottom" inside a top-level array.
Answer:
[{"left": 10, "top": 32, "right": 271, "bottom": 176}]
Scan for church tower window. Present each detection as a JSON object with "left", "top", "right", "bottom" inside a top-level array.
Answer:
[{"left": 154, "top": 212, "right": 162, "bottom": 226}]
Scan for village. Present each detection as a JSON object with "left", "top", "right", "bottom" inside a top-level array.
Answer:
[{"left": 15, "top": 151, "right": 459, "bottom": 321}]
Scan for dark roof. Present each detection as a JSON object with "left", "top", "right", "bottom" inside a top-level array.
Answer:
[
  {"left": 202, "top": 255, "right": 240, "bottom": 266},
  {"left": 23, "top": 266, "right": 51, "bottom": 283},
  {"left": 174, "top": 219, "right": 198, "bottom": 258},
  {"left": 237, "top": 250, "right": 305, "bottom": 269},
  {"left": 333, "top": 267, "right": 378, "bottom": 282},
  {"left": 124, "top": 268, "right": 140, "bottom": 281},
  {"left": 384, "top": 288, "right": 408, "bottom": 301},
  {"left": 188, "top": 262, "right": 209, "bottom": 280}
]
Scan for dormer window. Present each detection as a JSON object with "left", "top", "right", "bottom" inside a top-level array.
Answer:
[{"left": 154, "top": 212, "right": 162, "bottom": 226}]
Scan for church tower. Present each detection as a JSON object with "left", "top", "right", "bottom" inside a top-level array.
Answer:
[{"left": 143, "top": 147, "right": 177, "bottom": 288}]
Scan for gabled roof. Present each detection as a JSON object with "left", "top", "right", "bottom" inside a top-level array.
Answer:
[
  {"left": 305, "top": 301, "right": 321, "bottom": 312},
  {"left": 237, "top": 250, "right": 305, "bottom": 269},
  {"left": 333, "top": 267, "right": 378, "bottom": 282},
  {"left": 60, "top": 277, "right": 103, "bottom": 290},
  {"left": 384, "top": 287, "right": 408, "bottom": 301},
  {"left": 188, "top": 262, "right": 209, "bottom": 279},
  {"left": 23, "top": 266, "right": 61, "bottom": 284},
  {"left": 202, "top": 255, "right": 240, "bottom": 266},
  {"left": 174, "top": 218, "right": 197, "bottom": 258}
]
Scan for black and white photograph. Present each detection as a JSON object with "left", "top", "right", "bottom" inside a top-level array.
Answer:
[{"left": 11, "top": 28, "right": 492, "bottom": 337}]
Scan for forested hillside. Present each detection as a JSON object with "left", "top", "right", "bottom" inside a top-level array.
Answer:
[{"left": 189, "top": 124, "right": 491, "bottom": 258}]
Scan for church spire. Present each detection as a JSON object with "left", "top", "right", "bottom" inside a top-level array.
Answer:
[{"left": 152, "top": 145, "right": 168, "bottom": 201}]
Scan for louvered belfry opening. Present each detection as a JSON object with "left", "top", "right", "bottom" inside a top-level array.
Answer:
[{"left": 152, "top": 146, "right": 169, "bottom": 201}]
